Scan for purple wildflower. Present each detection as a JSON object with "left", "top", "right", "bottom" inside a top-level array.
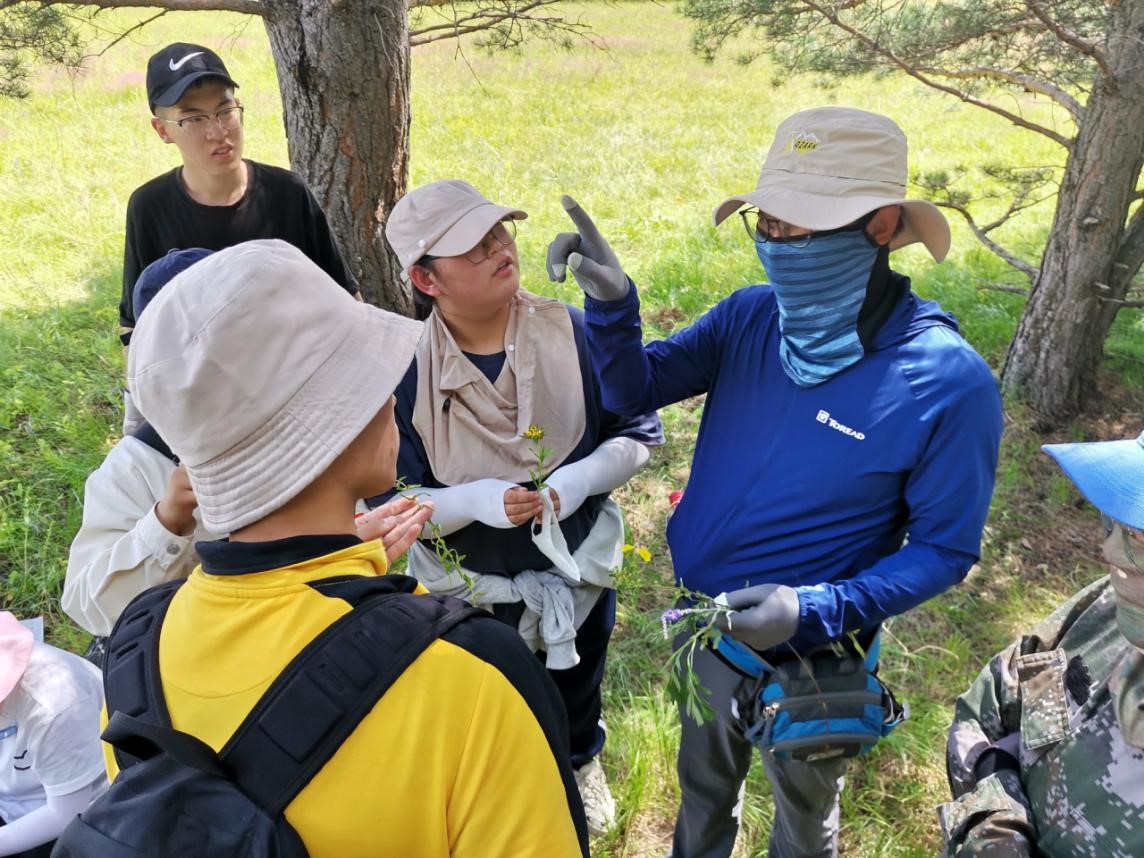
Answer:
[{"left": 661, "top": 607, "right": 692, "bottom": 639}]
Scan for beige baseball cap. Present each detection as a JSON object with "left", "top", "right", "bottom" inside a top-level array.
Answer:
[
  {"left": 713, "top": 107, "right": 951, "bottom": 262},
  {"left": 386, "top": 180, "right": 527, "bottom": 277},
  {"left": 128, "top": 239, "right": 425, "bottom": 534}
]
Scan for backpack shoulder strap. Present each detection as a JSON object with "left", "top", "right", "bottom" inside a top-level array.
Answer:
[
  {"left": 131, "top": 420, "right": 179, "bottom": 465},
  {"left": 221, "top": 588, "right": 481, "bottom": 817},
  {"left": 101, "top": 580, "right": 185, "bottom": 770}
]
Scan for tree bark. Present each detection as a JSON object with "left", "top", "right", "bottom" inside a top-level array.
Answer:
[
  {"left": 262, "top": 0, "right": 412, "bottom": 313},
  {"left": 1001, "top": 0, "right": 1144, "bottom": 422}
]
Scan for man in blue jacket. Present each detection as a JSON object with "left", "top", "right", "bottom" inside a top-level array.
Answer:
[{"left": 547, "top": 106, "right": 1003, "bottom": 857}]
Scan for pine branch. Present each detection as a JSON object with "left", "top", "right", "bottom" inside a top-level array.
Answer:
[
  {"left": 919, "top": 65, "right": 1081, "bottom": 122},
  {"left": 790, "top": 0, "right": 1073, "bottom": 149},
  {"left": 1023, "top": 0, "right": 1115, "bottom": 88},
  {"left": 85, "top": 9, "right": 166, "bottom": 57},
  {"left": 2, "top": 0, "right": 265, "bottom": 13},
  {"left": 979, "top": 282, "right": 1032, "bottom": 295},
  {"left": 934, "top": 199, "right": 1040, "bottom": 281},
  {"left": 410, "top": 0, "right": 587, "bottom": 47},
  {"left": 1097, "top": 297, "right": 1144, "bottom": 308},
  {"left": 411, "top": 0, "right": 551, "bottom": 39},
  {"left": 1111, "top": 203, "right": 1144, "bottom": 294}
]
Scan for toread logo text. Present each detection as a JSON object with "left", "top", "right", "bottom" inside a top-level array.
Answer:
[
  {"left": 168, "top": 52, "right": 204, "bottom": 71},
  {"left": 815, "top": 410, "right": 865, "bottom": 441}
]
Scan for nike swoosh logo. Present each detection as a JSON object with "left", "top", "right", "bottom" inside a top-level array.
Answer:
[{"left": 169, "top": 52, "right": 204, "bottom": 71}]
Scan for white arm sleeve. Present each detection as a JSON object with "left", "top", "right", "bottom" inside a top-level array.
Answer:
[
  {"left": 544, "top": 436, "right": 651, "bottom": 521},
  {"left": 413, "top": 479, "right": 520, "bottom": 537},
  {"left": 62, "top": 440, "right": 205, "bottom": 637},
  {"left": 0, "top": 782, "right": 101, "bottom": 855}
]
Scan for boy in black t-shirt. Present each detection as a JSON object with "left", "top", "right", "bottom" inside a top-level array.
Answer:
[{"left": 120, "top": 43, "right": 360, "bottom": 430}]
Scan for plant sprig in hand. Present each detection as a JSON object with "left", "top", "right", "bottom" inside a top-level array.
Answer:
[
  {"left": 521, "top": 424, "right": 551, "bottom": 491},
  {"left": 393, "top": 477, "right": 479, "bottom": 602},
  {"left": 661, "top": 585, "right": 734, "bottom": 725}
]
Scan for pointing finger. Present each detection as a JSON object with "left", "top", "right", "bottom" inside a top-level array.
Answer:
[{"left": 561, "top": 195, "right": 602, "bottom": 243}]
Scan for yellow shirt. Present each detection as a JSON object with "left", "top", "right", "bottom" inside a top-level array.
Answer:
[{"left": 107, "top": 538, "right": 586, "bottom": 857}]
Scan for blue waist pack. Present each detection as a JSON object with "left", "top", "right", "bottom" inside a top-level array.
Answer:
[{"left": 719, "top": 634, "right": 907, "bottom": 763}]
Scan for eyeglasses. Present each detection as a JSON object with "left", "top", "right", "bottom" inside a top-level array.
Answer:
[
  {"left": 1102, "top": 515, "right": 1143, "bottom": 572},
  {"left": 739, "top": 207, "right": 873, "bottom": 250},
  {"left": 462, "top": 220, "right": 516, "bottom": 265},
  {"left": 160, "top": 105, "right": 244, "bottom": 136},
  {"left": 740, "top": 208, "right": 814, "bottom": 248}
]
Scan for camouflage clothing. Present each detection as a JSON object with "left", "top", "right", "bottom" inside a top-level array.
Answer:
[{"left": 939, "top": 578, "right": 1144, "bottom": 856}]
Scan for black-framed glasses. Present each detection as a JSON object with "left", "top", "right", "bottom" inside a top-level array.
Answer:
[
  {"left": 160, "top": 105, "right": 244, "bottom": 136},
  {"left": 739, "top": 207, "right": 873, "bottom": 249},
  {"left": 740, "top": 208, "right": 815, "bottom": 249},
  {"left": 463, "top": 219, "right": 517, "bottom": 265}
]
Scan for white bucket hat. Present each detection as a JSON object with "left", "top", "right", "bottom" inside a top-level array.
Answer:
[
  {"left": 385, "top": 180, "right": 526, "bottom": 278},
  {"left": 0, "top": 613, "right": 33, "bottom": 703},
  {"left": 713, "top": 106, "right": 951, "bottom": 262},
  {"left": 128, "top": 239, "right": 425, "bottom": 534}
]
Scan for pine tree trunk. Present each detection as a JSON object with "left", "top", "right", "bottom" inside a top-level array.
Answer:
[
  {"left": 262, "top": 0, "right": 412, "bottom": 314},
  {"left": 1001, "top": 2, "right": 1144, "bottom": 422}
]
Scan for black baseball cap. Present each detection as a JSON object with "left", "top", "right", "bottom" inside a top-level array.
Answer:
[{"left": 146, "top": 43, "right": 239, "bottom": 111}]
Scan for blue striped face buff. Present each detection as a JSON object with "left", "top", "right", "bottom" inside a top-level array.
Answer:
[{"left": 756, "top": 228, "right": 880, "bottom": 387}]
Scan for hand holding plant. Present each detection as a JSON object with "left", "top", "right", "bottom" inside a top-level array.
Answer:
[
  {"left": 661, "top": 588, "right": 735, "bottom": 725},
  {"left": 392, "top": 477, "right": 479, "bottom": 601}
]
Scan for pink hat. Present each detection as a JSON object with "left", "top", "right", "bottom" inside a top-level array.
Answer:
[{"left": 0, "top": 613, "right": 33, "bottom": 702}]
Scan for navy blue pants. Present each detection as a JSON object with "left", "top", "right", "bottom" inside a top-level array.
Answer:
[{"left": 493, "top": 587, "right": 616, "bottom": 768}]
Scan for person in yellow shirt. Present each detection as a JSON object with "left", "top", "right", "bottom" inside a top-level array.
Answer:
[{"left": 115, "top": 238, "right": 589, "bottom": 856}]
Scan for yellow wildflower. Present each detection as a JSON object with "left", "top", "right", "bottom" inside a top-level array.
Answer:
[
  {"left": 637, "top": 547, "right": 652, "bottom": 563},
  {"left": 522, "top": 424, "right": 546, "bottom": 442}
]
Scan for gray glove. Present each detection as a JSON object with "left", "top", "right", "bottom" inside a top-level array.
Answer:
[
  {"left": 546, "top": 195, "right": 631, "bottom": 302},
  {"left": 714, "top": 584, "right": 801, "bottom": 652}
]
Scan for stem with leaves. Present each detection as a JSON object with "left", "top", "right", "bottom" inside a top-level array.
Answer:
[
  {"left": 661, "top": 586, "right": 734, "bottom": 725},
  {"left": 393, "top": 477, "right": 479, "bottom": 601},
  {"left": 521, "top": 423, "right": 551, "bottom": 491}
]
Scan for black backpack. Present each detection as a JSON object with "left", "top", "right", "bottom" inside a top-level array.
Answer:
[{"left": 53, "top": 575, "right": 481, "bottom": 857}]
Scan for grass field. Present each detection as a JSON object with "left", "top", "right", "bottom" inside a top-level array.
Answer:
[{"left": 2, "top": 3, "right": 1142, "bottom": 855}]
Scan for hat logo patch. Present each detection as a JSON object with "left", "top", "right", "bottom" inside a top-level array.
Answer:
[
  {"left": 787, "top": 131, "right": 820, "bottom": 154},
  {"left": 168, "top": 51, "right": 204, "bottom": 71}
]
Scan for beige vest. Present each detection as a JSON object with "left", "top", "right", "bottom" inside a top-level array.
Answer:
[{"left": 412, "top": 291, "right": 586, "bottom": 486}]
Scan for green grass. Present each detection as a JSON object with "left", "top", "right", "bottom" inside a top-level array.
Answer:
[{"left": 1, "top": 3, "right": 1138, "bottom": 855}]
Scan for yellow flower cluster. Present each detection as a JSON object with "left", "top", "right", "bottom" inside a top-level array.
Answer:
[
  {"left": 622, "top": 544, "right": 653, "bottom": 563},
  {"left": 521, "top": 424, "right": 546, "bottom": 442}
]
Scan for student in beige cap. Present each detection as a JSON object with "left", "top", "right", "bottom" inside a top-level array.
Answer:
[
  {"left": 547, "top": 107, "right": 1004, "bottom": 856},
  {"left": 115, "top": 239, "right": 590, "bottom": 856},
  {"left": 0, "top": 614, "right": 106, "bottom": 857},
  {"left": 379, "top": 179, "right": 664, "bottom": 836}
]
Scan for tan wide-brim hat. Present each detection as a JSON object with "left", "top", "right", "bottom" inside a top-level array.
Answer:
[
  {"left": 386, "top": 179, "right": 527, "bottom": 278},
  {"left": 129, "top": 239, "right": 425, "bottom": 534},
  {"left": 0, "top": 612, "right": 33, "bottom": 702},
  {"left": 713, "top": 107, "right": 951, "bottom": 262}
]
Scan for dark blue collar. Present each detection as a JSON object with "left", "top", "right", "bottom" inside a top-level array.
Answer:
[{"left": 196, "top": 534, "right": 363, "bottom": 576}]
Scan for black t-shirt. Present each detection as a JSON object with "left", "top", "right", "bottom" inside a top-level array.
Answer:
[{"left": 120, "top": 160, "right": 358, "bottom": 329}]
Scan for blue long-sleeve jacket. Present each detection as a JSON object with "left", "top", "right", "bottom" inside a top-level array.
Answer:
[{"left": 584, "top": 276, "right": 1002, "bottom": 651}]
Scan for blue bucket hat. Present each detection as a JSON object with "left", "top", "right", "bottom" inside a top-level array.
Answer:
[
  {"left": 133, "top": 248, "right": 213, "bottom": 322},
  {"left": 1042, "top": 430, "right": 1144, "bottom": 530}
]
